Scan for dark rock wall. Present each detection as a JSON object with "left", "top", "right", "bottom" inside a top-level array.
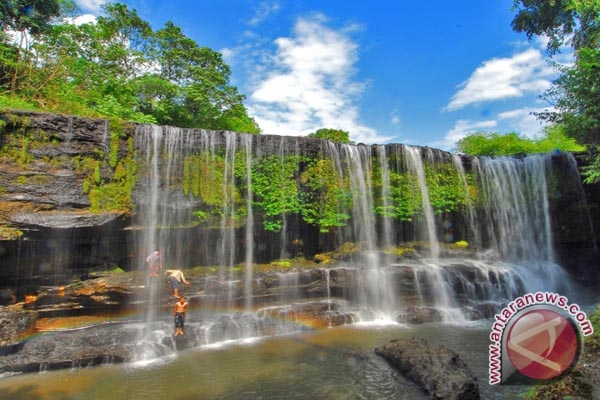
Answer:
[
  {"left": 0, "top": 110, "right": 134, "bottom": 297},
  {"left": 0, "top": 110, "right": 598, "bottom": 300}
]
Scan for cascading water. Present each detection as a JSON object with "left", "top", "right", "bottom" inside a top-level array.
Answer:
[
  {"left": 468, "top": 154, "right": 575, "bottom": 295},
  {"left": 327, "top": 143, "right": 399, "bottom": 320},
  {"left": 128, "top": 124, "right": 588, "bottom": 354},
  {"left": 403, "top": 146, "right": 440, "bottom": 259},
  {"left": 242, "top": 134, "right": 254, "bottom": 310},
  {"left": 376, "top": 145, "right": 394, "bottom": 250}
]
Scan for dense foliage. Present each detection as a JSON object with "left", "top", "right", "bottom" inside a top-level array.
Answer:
[
  {"left": 455, "top": 126, "right": 584, "bottom": 156},
  {"left": 307, "top": 128, "right": 353, "bottom": 144},
  {"left": 176, "top": 147, "right": 472, "bottom": 233},
  {"left": 0, "top": 1, "right": 260, "bottom": 134},
  {"left": 510, "top": 0, "right": 600, "bottom": 183}
]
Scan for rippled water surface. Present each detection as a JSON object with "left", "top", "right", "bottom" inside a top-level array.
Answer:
[{"left": 0, "top": 321, "right": 529, "bottom": 400}]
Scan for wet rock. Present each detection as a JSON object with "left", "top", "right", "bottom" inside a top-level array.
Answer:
[
  {"left": 171, "top": 334, "right": 194, "bottom": 351},
  {"left": 29, "top": 278, "right": 137, "bottom": 318},
  {"left": 463, "top": 302, "right": 502, "bottom": 320},
  {"left": 397, "top": 307, "right": 443, "bottom": 324},
  {"left": 0, "top": 322, "right": 136, "bottom": 374},
  {"left": 375, "top": 337, "right": 480, "bottom": 400},
  {"left": 0, "top": 306, "right": 38, "bottom": 349},
  {"left": 257, "top": 300, "right": 356, "bottom": 329}
]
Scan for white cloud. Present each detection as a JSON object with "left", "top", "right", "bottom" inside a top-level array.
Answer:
[
  {"left": 444, "top": 48, "right": 555, "bottom": 111},
  {"left": 430, "top": 119, "right": 498, "bottom": 151},
  {"left": 246, "top": 15, "right": 391, "bottom": 144},
  {"left": 248, "top": 1, "right": 281, "bottom": 26},
  {"left": 220, "top": 47, "right": 235, "bottom": 64},
  {"left": 498, "top": 107, "right": 550, "bottom": 138},
  {"left": 76, "top": 0, "right": 107, "bottom": 14},
  {"left": 69, "top": 14, "right": 97, "bottom": 26}
]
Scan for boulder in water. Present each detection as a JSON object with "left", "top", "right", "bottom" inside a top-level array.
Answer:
[{"left": 374, "top": 337, "right": 480, "bottom": 400}]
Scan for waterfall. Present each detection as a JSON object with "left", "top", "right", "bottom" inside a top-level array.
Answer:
[
  {"left": 472, "top": 154, "right": 554, "bottom": 263},
  {"left": 243, "top": 135, "right": 254, "bottom": 310},
  {"left": 404, "top": 146, "right": 440, "bottom": 259},
  {"left": 328, "top": 143, "right": 399, "bottom": 319},
  {"left": 129, "top": 123, "right": 585, "bottom": 331},
  {"left": 453, "top": 154, "right": 481, "bottom": 251},
  {"left": 376, "top": 145, "right": 394, "bottom": 249}
]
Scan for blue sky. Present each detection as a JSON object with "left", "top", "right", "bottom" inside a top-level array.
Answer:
[{"left": 75, "top": 0, "right": 572, "bottom": 151}]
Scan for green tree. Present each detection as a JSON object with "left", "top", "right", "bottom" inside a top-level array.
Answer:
[
  {"left": 0, "top": 0, "right": 62, "bottom": 95},
  {"left": 455, "top": 132, "right": 533, "bottom": 156},
  {"left": 308, "top": 128, "right": 353, "bottom": 144},
  {"left": 140, "top": 21, "right": 259, "bottom": 132},
  {"left": 511, "top": 0, "right": 599, "bottom": 181},
  {"left": 537, "top": 48, "right": 600, "bottom": 144},
  {"left": 0, "top": 0, "right": 61, "bottom": 35},
  {"left": 455, "top": 128, "right": 583, "bottom": 156},
  {"left": 0, "top": 2, "right": 259, "bottom": 132},
  {"left": 511, "top": 0, "right": 600, "bottom": 54}
]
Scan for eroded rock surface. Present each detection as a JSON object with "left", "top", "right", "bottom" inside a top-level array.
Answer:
[{"left": 375, "top": 337, "right": 480, "bottom": 400}]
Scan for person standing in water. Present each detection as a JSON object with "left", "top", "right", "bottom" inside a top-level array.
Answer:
[
  {"left": 146, "top": 250, "right": 162, "bottom": 277},
  {"left": 173, "top": 296, "right": 188, "bottom": 336},
  {"left": 165, "top": 269, "right": 190, "bottom": 298}
]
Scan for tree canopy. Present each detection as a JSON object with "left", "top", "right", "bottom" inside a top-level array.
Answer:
[
  {"left": 511, "top": 0, "right": 600, "bottom": 53},
  {"left": 307, "top": 128, "right": 353, "bottom": 144},
  {"left": 509, "top": 0, "right": 600, "bottom": 182},
  {"left": 0, "top": 1, "right": 260, "bottom": 133},
  {"left": 455, "top": 127, "right": 584, "bottom": 157},
  {"left": 0, "top": 0, "right": 61, "bottom": 36}
]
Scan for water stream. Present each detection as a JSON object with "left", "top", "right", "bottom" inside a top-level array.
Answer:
[{"left": 0, "top": 322, "right": 530, "bottom": 400}]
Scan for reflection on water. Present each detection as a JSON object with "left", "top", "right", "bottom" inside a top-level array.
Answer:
[{"left": 0, "top": 322, "right": 527, "bottom": 400}]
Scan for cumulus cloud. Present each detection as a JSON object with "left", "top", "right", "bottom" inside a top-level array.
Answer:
[
  {"left": 443, "top": 48, "right": 554, "bottom": 112},
  {"left": 430, "top": 119, "right": 498, "bottom": 151},
  {"left": 498, "top": 107, "right": 550, "bottom": 138},
  {"left": 76, "top": 0, "right": 107, "bottom": 14},
  {"left": 246, "top": 15, "right": 391, "bottom": 144}
]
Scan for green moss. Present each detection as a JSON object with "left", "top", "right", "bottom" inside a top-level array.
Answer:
[
  {"left": 272, "top": 260, "right": 291, "bottom": 268},
  {"left": 453, "top": 240, "right": 469, "bottom": 248},
  {"left": 15, "top": 175, "right": 28, "bottom": 185},
  {"left": 384, "top": 246, "right": 417, "bottom": 257},
  {"left": 86, "top": 131, "right": 138, "bottom": 213}
]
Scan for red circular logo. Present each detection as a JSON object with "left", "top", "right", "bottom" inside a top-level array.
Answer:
[{"left": 506, "top": 309, "right": 579, "bottom": 380}]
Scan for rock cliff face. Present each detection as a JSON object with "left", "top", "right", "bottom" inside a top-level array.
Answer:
[
  {"left": 0, "top": 110, "right": 133, "bottom": 298},
  {"left": 0, "top": 110, "right": 599, "bottom": 303}
]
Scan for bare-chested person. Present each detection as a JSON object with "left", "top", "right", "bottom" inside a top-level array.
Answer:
[{"left": 173, "top": 296, "right": 188, "bottom": 336}]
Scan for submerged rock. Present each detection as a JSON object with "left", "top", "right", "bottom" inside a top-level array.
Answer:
[{"left": 374, "top": 337, "right": 480, "bottom": 400}]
